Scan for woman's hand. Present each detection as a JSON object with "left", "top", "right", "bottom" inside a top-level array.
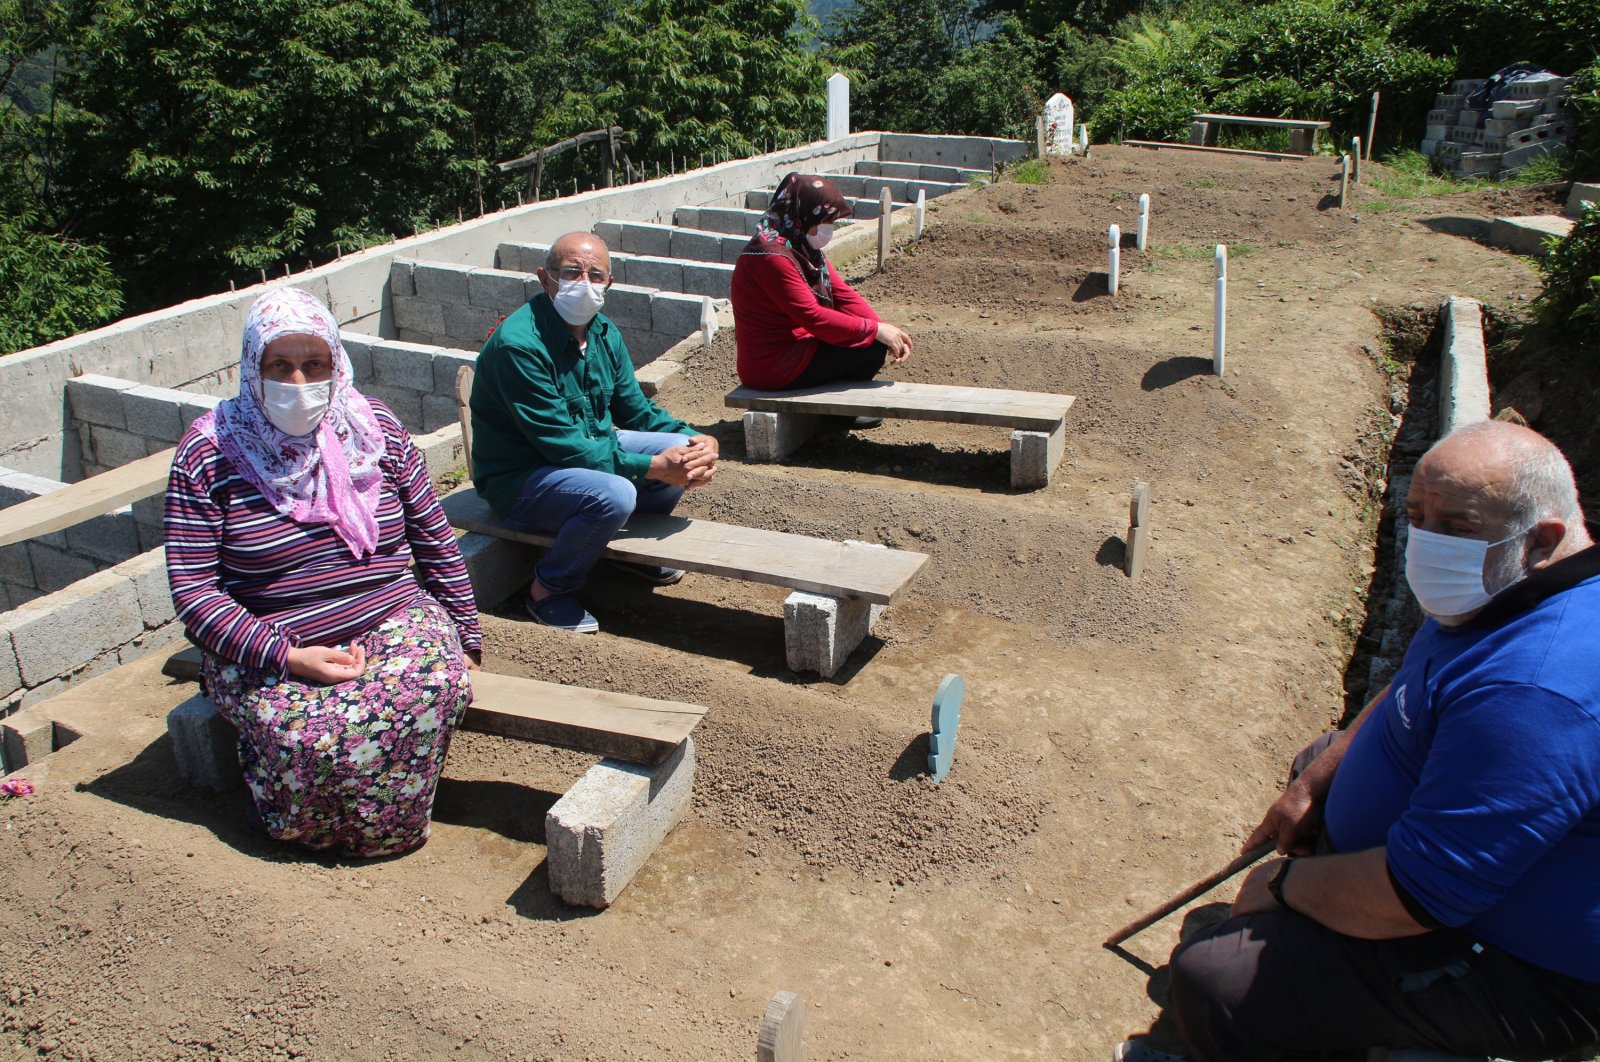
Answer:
[
  {"left": 464, "top": 650, "right": 481, "bottom": 671},
  {"left": 287, "top": 644, "right": 367, "bottom": 685},
  {"left": 876, "top": 321, "right": 914, "bottom": 365}
]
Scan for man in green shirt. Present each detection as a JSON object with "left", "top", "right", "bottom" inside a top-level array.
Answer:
[{"left": 470, "top": 231, "right": 719, "bottom": 633}]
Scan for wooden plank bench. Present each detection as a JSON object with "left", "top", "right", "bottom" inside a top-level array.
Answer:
[
  {"left": 0, "top": 447, "right": 174, "bottom": 548},
  {"left": 452, "top": 366, "right": 927, "bottom": 676},
  {"left": 161, "top": 645, "right": 705, "bottom": 907},
  {"left": 724, "top": 380, "right": 1076, "bottom": 490},
  {"left": 1189, "top": 113, "right": 1331, "bottom": 155}
]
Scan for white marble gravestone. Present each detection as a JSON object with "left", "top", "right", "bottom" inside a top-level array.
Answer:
[{"left": 1044, "top": 93, "right": 1076, "bottom": 155}]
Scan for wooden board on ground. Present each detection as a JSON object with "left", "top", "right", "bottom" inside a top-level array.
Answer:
[
  {"left": 1189, "top": 113, "right": 1331, "bottom": 131},
  {"left": 1123, "top": 141, "right": 1306, "bottom": 161},
  {"left": 161, "top": 647, "right": 704, "bottom": 765},
  {"left": 725, "top": 381, "right": 1074, "bottom": 432},
  {"left": 443, "top": 487, "right": 927, "bottom": 605},
  {"left": 0, "top": 447, "right": 175, "bottom": 548}
]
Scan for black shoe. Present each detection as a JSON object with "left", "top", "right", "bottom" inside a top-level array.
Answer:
[
  {"left": 823, "top": 414, "right": 883, "bottom": 429},
  {"left": 609, "top": 561, "right": 686, "bottom": 586},
  {"left": 849, "top": 416, "right": 883, "bottom": 429}
]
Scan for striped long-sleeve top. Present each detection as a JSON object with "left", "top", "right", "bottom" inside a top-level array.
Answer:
[{"left": 164, "top": 401, "right": 482, "bottom": 676}]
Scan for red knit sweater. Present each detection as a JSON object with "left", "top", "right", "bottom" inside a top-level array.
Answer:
[{"left": 730, "top": 252, "right": 880, "bottom": 390}]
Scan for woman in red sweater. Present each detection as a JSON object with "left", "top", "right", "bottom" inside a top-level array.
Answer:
[{"left": 731, "top": 172, "right": 914, "bottom": 403}]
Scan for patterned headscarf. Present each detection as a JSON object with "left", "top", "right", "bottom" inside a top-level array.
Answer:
[
  {"left": 745, "top": 172, "right": 852, "bottom": 306},
  {"left": 195, "top": 287, "right": 385, "bottom": 557}
]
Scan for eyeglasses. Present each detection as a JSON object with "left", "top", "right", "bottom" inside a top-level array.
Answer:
[{"left": 552, "top": 266, "right": 610, "bottom": 284}]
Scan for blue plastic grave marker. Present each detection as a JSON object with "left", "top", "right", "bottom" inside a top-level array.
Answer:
[{"left": 928, "top": 673, "right": 965, "bottom": 783}]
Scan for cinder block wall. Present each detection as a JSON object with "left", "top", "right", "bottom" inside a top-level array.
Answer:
[
  {"left": 392, "top": 260, "right": 709, "bottom": 366},
  {"left": 0, "top": 469, "right": 154, "bottom": 613}
]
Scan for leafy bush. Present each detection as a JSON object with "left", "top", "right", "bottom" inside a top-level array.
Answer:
[
  {"left": 1538, "top": 204, "right": 1600, "bottom": 347},
  {"left": 0, "top": 212, "right": 122, "bottom": 355},
  {"left": 1381, "top": 0, "right": 1598, "bottom": 79},
  {"left": 1568, "top": 60, "right": 1600, "bottom": 181}
]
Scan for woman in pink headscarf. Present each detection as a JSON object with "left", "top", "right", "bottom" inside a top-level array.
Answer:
[{"left": 164, "top": 287, "right": 480, "bottom": 857}]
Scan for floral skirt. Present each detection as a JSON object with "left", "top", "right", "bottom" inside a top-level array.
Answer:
[{"left": 202, "top": 598, "right": 474, "bottom": 858}]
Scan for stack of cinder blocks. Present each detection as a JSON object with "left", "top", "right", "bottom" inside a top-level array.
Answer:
[{"left": 1421, "top": 74, "right": 1573, "bottom": 177}]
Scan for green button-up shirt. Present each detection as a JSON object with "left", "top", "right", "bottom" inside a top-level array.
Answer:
[{"left": 470, "top": 294, "right": 694, "bottom": 517}]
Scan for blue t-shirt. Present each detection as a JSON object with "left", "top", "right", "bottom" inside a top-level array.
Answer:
[{"left": 1324, "top": 573, "right": 1600, "bottom": 983}]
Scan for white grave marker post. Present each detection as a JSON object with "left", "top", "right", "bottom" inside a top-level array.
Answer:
[
  {"left": 1035, "top": 114, "right": 1046, "bottom": 157},
  {"left": 1339, "top": 154, "right": 1350, "bottom": 207},
  {"left": 1137, "top": 193, "right": 1150, "bottom": 251},
  {"left": 1107, "top": 224, "right": 1121, "bottom": 296},
  {"left": 826, "top": 72, "right": 850, "bottom": 142},
  {"left": 1366, "top": 91, "right": 1380, "bottom": 159},
  {"left": 700, "top": 296, "right": 718, "bottom": 347},
  {"left": 915, "top": 188, "right": 926, "bottom": 239},
  {"left": 1213, "top": 244, "right": 1228, "bottom": 377},
  {"left": 1351, "top": 137, "right": 1362, "bottom": 183},
  {"left": 1043, "top": 93, "right": 1075, "bottom": 155},
  {"left": 1079, "top": 123, "right": 1090, "bottom": 156},
  {"left": 877, "top": 187, "right": 892, "bottom": 270}
]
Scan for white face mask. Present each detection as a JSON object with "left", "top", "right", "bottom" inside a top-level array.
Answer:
[
  {"left": 550, "top": 276, "right": 606, "bottom": 326},
  {"left": 1405, "top": 524, "right": 1530, "bottom": 621},
  {"left": 806, "top": 224, "right": 833, "bottom": 250},
  {"left": 261, "top": 378, "right": 331, "bottom": 437}
]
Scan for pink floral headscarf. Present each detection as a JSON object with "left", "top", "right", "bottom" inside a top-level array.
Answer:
[{"left": 195, "top": 288, "right": 385, "bottom": 557}]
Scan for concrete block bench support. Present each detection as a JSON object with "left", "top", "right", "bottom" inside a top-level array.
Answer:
[
  {"left": 161, "top": 648, "right": 705, "bottom": 907},
  {"left": 547, "top": 736, "right": 695, "bottom": 908},
  {"left": 730, "top": 381, "right": 1076, "bottom": 491}
]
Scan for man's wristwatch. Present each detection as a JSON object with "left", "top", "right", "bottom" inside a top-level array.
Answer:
[{"left": 1266, "top": 857, "right": 1297, "bottom": 912}]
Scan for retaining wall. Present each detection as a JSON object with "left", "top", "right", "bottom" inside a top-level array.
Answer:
[
  {"left": 392, "top": 260, "right": 709, "bottom": 364},
  {"left": 0, "top": 469, "right": 149, "bottom": 612},
  {"left": 0, "top": 133, "right": 913, "bottom": 479}
]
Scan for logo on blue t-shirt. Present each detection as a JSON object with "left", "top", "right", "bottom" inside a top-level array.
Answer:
[{"left": 1395, "top": 684, "right": 1412, "bottom": 729}]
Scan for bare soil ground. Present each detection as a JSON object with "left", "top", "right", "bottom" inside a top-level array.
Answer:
[{"left": 0, "top": 147, "right": 1554, "bottom": 1062}]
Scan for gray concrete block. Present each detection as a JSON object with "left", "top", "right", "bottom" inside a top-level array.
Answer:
[
  {"left": 603, "top": 285, "right": 654, "bottom": 332},
  {"left": 339, "top": 332, "right": 376, "bottom": 384},
  {"left": 669, "top": 229, "right": 724, "bottom": 264},
  {"left": 18, "top": 648, "right": 120, "bottom": 709},
  {"left": 390, "top": 258, "right": 417, "bottom": 298},
  {"left": 1010, "top": 421, "right": 1066, "bottom": 490},
  {"left": 415, "top": 426, "right": 465, "bottom": 487},
  {"left": 468, "top": 268, "right": 529, "bottom": 311},
  {"left": 456, "top": 531, "right": 539, "bottom": 608},
  {"left": 443, "top": 302, "right": 503, "bottom": 348},
  {"left": 0, "top": 566, "right": 143, "bottom": 685},
  {"left": 120, "top": 385, "right": 186, "bottom": 443},
  {"left": 112, "top": 548, "right": 173, "bottom": 629},
  {"left": 178, "top": 396, "right": 222, "bottom": 433},
  {"left": 166, "top": 694, "right": 243, "bottom": 791},
  {"left": 114, "top": 621, "right": 184, "bottom": 667},
  {"left": 545, "top": 736, "right": 695, "bottom": 908},
  {"left": 91, "top": 426, "right": 152, "bottom": 468},
  {"left": 361, "top": 385, "right": 424, "bottom": 430},
  {"left": 618, "top": 223, "right": 673, "bottom": 257},
  {"left": 0, "top": 542, "right": 34, "bottom": 588},
  {"left": 0, "top": 469, "right": 64, "bottom": 508},
  {"left": 1567, "top": 182, "right": 1598, "bottom": 219},
  {"left": 592, "top": 220, "right": 624, "bottom": 249},
  {"left": 0, "top": 628, "right": 19, "bottom": 705},
  {"left": 742, "top": 411, "right": 818, "bottom": 462},
  {"left": 392, "top": 296, "right": 448, "bottom": 338},
  {"left": 66, "top": 375, "right": 138, "bottom": 430},
  {"left": 372, "top": 341, "right": 439, "bottom": 393},
  {"left": 413, "top": 263, "right": 473, "bottom": 303},
  {"left": 2, "top": 709, "right": 53, "bottom": 773},
  {"left": 625, "top": 256, "right": 684, "bottom": 293},
  {"left": 784, "top": 591, "right": 872, "bottom": 678},
  {"left": 650, "top": 292, "right": 704, "bottom": 338},
  {"left": 26, "top": 543, "right": 98, "bottom": 594},
  {"left": 432, "top": 349, "right": 478, "bottom": 396},
  {"left": 495, "top": 242, "right": 540, "bottom": 273},
  {"left": 680, "top": 262, "right": 733, "bottom": 299},
  {"left": 64, "top": 512, "right": 141, "bottom": 564},
  {"left": 1441, "top": 296, "right": 1491, "bottom": 434},
  {"left": 422, "top": 393, "right": 461, "bottom": 434}
]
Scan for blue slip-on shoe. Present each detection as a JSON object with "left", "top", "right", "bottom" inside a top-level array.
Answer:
[
  {"left": 524, "top": 593, "right": 600, "bottom": 633},
  {"left": 1114, "top": 1041, "right": 1187, "bottom": 1062},
  {"left": 609, "top": 560, "right": 686, "bottom": 586}
]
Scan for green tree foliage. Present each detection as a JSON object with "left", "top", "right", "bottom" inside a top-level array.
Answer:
[
  {"left": 0, "top": 211, "right": 122, "bottom": 355},
  {"left": 56, "top": 0, "right": 464, "bottom": 308},
  {"left": 825, "top": 0, "right": 1046, "bottom": 138},
  {"left": 594, "top": 0, "right": 828, "bottom": 168},
  {"left": 1538, "top": 204, "right": 1600, "bottom": 346},
  {"left": 1, "top": 0, "right": 123, "bottom": 352},
  {"left": 1380, "top": 0, "right": 1596, "bottom": 79},
  {"left": 1091, "top": 0, "right": 1452, "bottom": 149}
]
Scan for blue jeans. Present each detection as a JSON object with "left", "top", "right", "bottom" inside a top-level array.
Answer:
[{"left": 502, "top": 430, "right": 689, "bottom": 595}]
